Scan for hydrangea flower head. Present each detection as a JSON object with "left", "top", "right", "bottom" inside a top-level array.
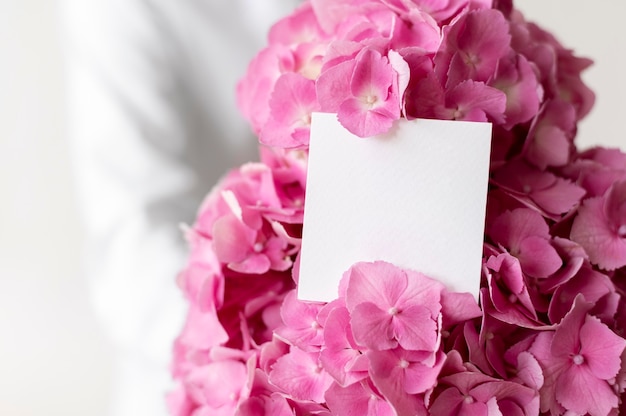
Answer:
[{"left": 169, "top": 0, "right": 626, "bottom": 415}]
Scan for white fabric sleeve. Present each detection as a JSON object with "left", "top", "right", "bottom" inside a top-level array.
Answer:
[{"left": 62, "top": 0, "right": 298, "bottom": 414}]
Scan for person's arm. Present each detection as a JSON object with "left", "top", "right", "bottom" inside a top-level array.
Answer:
[
  {"left": 63, "top": 1, "right": 196, "bottom": 414},
  {"left": 63, "top": 1, "right": 299, "bottom": 414}
]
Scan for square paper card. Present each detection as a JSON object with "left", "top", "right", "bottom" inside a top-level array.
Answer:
[{"left": 297, "top": 112, "right": 492, "bottom": 303}]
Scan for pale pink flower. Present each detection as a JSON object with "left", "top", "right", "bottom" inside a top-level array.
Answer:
[
  {"left": 268, "top": 2, "right": 328, "bottom": 47},
  {"left": 319, "top": 305, "right": 369, "bottom": 386},
  {"left": 236, "top": 45, "right": 293, "bottom": 134},
  {"left": 260, "top": 73, "right": 320, "bottom": 148},
  {"left": 310, "top": 0, "right": 386, "bottom": 34},
  {"left": 368, "top": 348, "right": 445, "bottom": 413},
  {"left": 184, "top": 359, "right": 250, "bottom": 416},
  {"left": 343, "top": 261, "right": 444, "bottom": 351},
  {"left": 275, "top": 290, "right": 325, "bottom": 351},
  {"left": 317, "top": 48, "right": 404, "bottom": 137},
  {"left": 382, "top": 0, "right": 492, "bottom": 23}
]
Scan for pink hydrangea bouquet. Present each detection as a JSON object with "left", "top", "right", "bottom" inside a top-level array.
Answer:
[{"left": 168, "top": 0, "right": 626, "bottom": 415}]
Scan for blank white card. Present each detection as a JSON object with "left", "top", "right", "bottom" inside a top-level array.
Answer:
[{"left": 297, "top": 113, "right": 492, "bottom": 303}]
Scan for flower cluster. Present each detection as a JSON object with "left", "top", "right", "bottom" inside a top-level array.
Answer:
[
  {"left": 169, "top": 0, "right": 626, "bottom": 415},
  {"left": 236, "top": 0, "right": 593, "bottom": 146}
]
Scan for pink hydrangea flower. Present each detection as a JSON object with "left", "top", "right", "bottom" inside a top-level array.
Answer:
[
  {"left": 571, "top": 181, "right": 626, "bottom": 270},
  {"left": 492, "top": 158, "right": 586, "bottom": 219},
  {"left": 488, "top": 208, "right": 562, "bottom": 278},
  {"left": 317, "top": 48, "right": 405, "bottom": 137},
  {"left": 437, "top": 9, "right": 512, "bottom": 88},
  {"left": 170, "top": 2, "right": 626, "bottom": 414},
  {"left": 430, "top": 366, "right": 539, "bottom": 416},
  {"left": 343, "top": 261, "right": 445, "bottom": 351},
  {"left": 530, "top": 297, "right": 626, "bottom": 415}
]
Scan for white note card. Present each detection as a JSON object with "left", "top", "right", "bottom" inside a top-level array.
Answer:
[{"left": 297, "top": 113, "right": 492, "bottom": 303}]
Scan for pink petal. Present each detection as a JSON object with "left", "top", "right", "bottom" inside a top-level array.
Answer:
[
  {"left": 228, "top": 253, "right": 271, "bottom": 274},
  {"left": 325, "top": 381, "right": 395, "bottom": 416},
  {"left": 530, "top": 176, "right": 586, "bottom": 216},
  {"left": 345, "top": 261, "right": 407, "bottom": 313},
  {"left": 316, "top": 59, "right": 355, "bottom": 112},
  {"left": 604, "top": 180, "right": 626, "bottom": 230},
  {"left": 445, "top": 9, "right": 512, "bottom": 86},
  {"left": 571, "top": 197, "right": 626, "bottom": 270},
  {"left": 489, "top": 208, "right": 551, "bottom": 253},
  {"left": 579, "top": 315, "right": 626, "bottom": 380},
  {"left": 261, "top": 73, "right": 319, "bottom": 148},
  {"left": 350, "top": 49, "right": 393, "bottom": 101},
  {"left": 370, "top": 349, "right": 445, "bottom": 395},
  {"left": 180, "top": 304, "right": 228, "bottom": 349},
  {"left": 491, "top": 54, "right": 543, "bottom": 129},
  {"left": 516, "top": 236, "right": 562, "bottom": 278},
  {"left": 444, "top": 80, "right": 506, "bottom": 123},
  {"left": 269, "top": 347, "right": 334, "bottom": 403},
  {"left": 440, "top": 290, "right": 482, "bottom": 327},
  {"left": 555, "top": 364, "right": 618, "bottom": 416},
  {"left": 338, "top": 98, "right": 398, "bottom": 137},
  {"left": 550, "top": 296, "right": 590, "bottom": 358},
  {"left": 525, "top": 125, "right": 571, "bottom": 169},
  {"left": 275, "top": 291, "right": 324, "bottom": 350},
  {"left": 392, "top": 304, "right": 438, "bottom": 351},
  {"left": 212, "top": 214, "right": 255, "bottom": 264},
  {"left": 186, "top": 360, "right": 248, "bottom": 409},
  {"left": 514, "top": 351, "right": 544, "bottom": 390},
  {"left": 351, "top": 302, "right": 396, "bottom": 350}
]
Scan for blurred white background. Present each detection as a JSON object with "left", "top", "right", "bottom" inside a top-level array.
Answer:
[{"left": 0, "top": 1, "right": 624, "bottom": 415}]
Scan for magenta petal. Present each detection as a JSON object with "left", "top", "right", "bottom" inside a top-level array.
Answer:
[
  {"left": 530, "top": 177, "right": 586, "bottom": 216},
  {"left": 604, "top": 180, "right": 626, "bottom": 229},
  {"left": 489, "top": 208, "right": 550, "bottom": 252},
  {"left": 517, "top": 236, "right": 562, "bottom": 278},
  {"left": 514, "top": 351, "right": 544, "bottom": 390},
  {"left": 446, "top": 80, "right": 507, "bottom": 123}
]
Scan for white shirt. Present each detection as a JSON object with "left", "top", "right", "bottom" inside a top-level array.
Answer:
[{"left": 62, "top": 1, "right": 298, "bottom": 414}]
